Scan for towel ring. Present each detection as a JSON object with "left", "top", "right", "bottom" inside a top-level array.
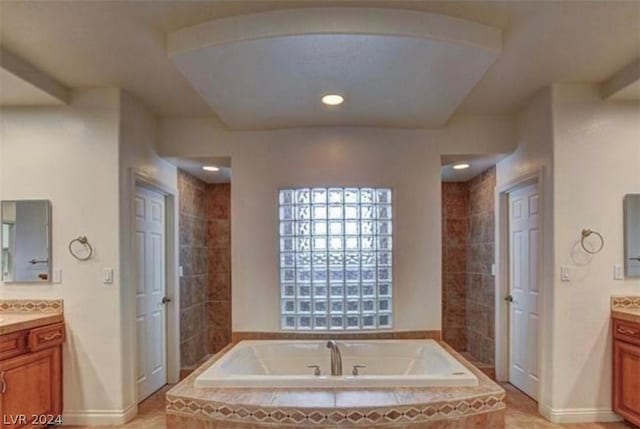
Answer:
[
  {"left": 69, "top": 236, "right": 93, "bottom": 261},
  {"left": 581, "top": 229, "right": 604, "bottom": 254}
]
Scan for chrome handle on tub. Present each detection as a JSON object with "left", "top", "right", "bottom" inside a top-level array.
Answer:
[
  {"left": 0, "top": 370, "right": 6, "bottom": 394},
  {"left": 352, "top": 364, "right": 366, "bottom": 376},
  {"left": 307, "top": 364, "right": 321, "bottom": 376}
]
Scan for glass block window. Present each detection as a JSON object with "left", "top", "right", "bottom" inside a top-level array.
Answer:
[{"left": 279, "top": 187, "right": 392, "bottom": 330}]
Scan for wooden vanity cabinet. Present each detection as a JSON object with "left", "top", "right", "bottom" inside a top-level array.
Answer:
[
  {"left": 0, "top": 322, "right": 64, "bottom": 429},
  {"left": 613, "top": 318, "right": 640, "bottom": 427}
]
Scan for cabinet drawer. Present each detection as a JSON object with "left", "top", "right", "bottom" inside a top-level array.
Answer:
[
  {"left": 0, "top": 331, "right": 27, "bottom": 360},
  {"left": 614, "top": 319, "right": 640, "bottom": 346},
  {"left": 28, "top": 323, "right": 65, "bottom": 352}
]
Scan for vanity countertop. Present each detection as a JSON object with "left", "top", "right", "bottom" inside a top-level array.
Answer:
[
  {"left": 611, "top": 296, "right": 640, "bottom": 324},
  {"left": 0, "top": 299, "right": 64, "bottom": 335},
  {"left": 0, "top": 312, "right": 64, "bottom": 335},
  {"left": 612, "top": 308, "right": 640, "bottom": 324}
]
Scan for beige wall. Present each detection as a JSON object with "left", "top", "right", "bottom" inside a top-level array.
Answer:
[
  {"left": 159, "top": 115, "right": 516, "bottom": 333},
  {"left": 497, "top": 85, "right": 640, "bottom": 422},
  {"left": 118, "top": 91, "right": 178, "bottom": 415},
  {"left": 0, "top": 89, "right": 125, "bottom": 420},
  {"left": 550, "top": 84, "right": 640, "bottom": 419},
  {"left": 232, "top": 134, "right": 442, "bottom": 332},
  {"left": 495, "top": 87, "right": 555, "bottom": 412},
  {"left": 0, "top": 89, "right": 177, "bottom": 425}
]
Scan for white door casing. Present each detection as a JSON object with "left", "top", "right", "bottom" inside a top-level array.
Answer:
[
  {"left": 135, "top": 186, "right": 167, "bottom": 402},
  {"left": 508, "top": 183, "right": 540, "bottom": 399}
]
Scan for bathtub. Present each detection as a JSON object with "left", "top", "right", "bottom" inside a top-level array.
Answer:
[{"left": 194, "top": 339, "right": 478, "bottom": 388}]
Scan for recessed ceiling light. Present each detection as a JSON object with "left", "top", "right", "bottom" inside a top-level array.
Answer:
[
  {"left": 452, "top": 163, "right": 470, "bottom": 170},
  {"left": 322, "top": 94, "right": 344, "bottom": 106},
  {"left": 202, "top": 165, "right": 219, "bottom": 172}
]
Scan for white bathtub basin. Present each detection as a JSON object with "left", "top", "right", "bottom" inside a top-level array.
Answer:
[{"left": 194, "top": 339, "right": 478, "bottom": 388}]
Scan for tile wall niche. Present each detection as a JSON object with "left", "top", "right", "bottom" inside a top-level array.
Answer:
[
  {"left": 206, "top": 183, "right": 232, "bottom": 354},
  {"left": 441, "top": 166, "right": 496, "bottom": 365},
  {"left": 178, "top": 170, "right": 209, "bottom": 369}
]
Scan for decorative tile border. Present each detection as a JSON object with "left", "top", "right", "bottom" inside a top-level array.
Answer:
[
  {"left": 166, "top": 393, "right": 505, "bottom": 427},
  {"left": 232, "top": 330, "right": 441, "bottom": 342},
  {"left": 0, "top": 299, "right": 63, "bottom": 314},
  {"left": 611, "top": 296, "right": 640, "bottom": 310}
]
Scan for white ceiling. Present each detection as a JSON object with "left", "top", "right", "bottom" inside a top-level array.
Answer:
[
  {"left": 612, "top": 80, "right": 640, "bottom": 100},
  {"left": 169, "top": 8, "right": 501, "bottom": 129},
  {"left": 0, "top": 68, "right": 65, "bottom": 106},
  {"left": 167, "top": 157, "right": 231, "bottom": 184},
  {"left": 0, "top": 48, "right": 69, "bottom": 106},
  {"left": 602, "top": 59, "right": 640, "bottom": 100},
  {"left": 1, "top": 1, "right": 639, "bottom": 125},
  {"left": 441, "top": 154, "right": 507, "bottom": 182}
]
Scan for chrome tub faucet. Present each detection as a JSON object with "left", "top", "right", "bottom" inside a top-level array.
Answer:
[{"left": 326, "top": 340, "right": 343, "bottom": 376}]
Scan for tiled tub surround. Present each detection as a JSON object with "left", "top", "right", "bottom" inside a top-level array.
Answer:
[
  {"left": 440, "top": 167, "right": 496, "bottom": 366},
  {"left": 166, "top": 342, "right": 505, "bottom": 428},
  {"left": 232, "top": 330, "right": 441, "bottom": 342},
  {"left": 179, "top": 170, "right": 210, "bottom": 369},
  {"left": 206, "top": 183, "right": 232, "bottom": 354},
  {"left": 466, "top": 168, "right": 496, "bottom": 365},
  {"left": 441, "top": 183, "right": 468, "bottom": 351},
  {"left": 0, "top": 299, "right": 64, "bottom": 334}
]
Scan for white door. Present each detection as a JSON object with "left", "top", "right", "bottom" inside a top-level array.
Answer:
[
  {"left": 135, "top": 186, "right": 167, "bottom": 402},
  {"left": 508, "top": 183, "right": 540, "bottom": 399}
]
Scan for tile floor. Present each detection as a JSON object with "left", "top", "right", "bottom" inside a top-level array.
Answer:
[{"left": 70, "top": 383, "right": 632, "bottom": 429}]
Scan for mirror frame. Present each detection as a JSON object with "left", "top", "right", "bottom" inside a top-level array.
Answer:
[
  {"left": 624, "top": 193, "right": 640, "bottom": 278},
  {"left": 1, "top": 199, "right": 52, "bottom": 284}
]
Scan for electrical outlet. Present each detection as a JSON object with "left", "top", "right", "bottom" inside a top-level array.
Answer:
[
  {"left": 613, "top": 264, "right": 624, "bottom": 280},
  {"left": 560, "top": 265, "right": 570, "bottom": 282}
]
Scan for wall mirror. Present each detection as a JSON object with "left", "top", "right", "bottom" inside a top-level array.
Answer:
[
  {"left": 1, "top": 200, "right": 52, "bottom": 283},
  {"left": 624, "top": 194, "right": 640, "bottom": 278}
]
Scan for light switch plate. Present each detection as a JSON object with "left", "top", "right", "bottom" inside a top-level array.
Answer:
[
  {"left": 560, "top": 265, "right": 570, "bottom": 282},
  {"left": 491, "top": 264, "right": 496, "bottom": 276},
  {"left": 53, "top": 268, "right": 62, "bottom": 284},
  {"left": 178, "top": 266, "right": 184, "bottom": 277},
  {"left": 103, "top": 268, "right": 114, "bottom": 284},
  {"left": 613, "top": 264, "right": 624, "bottom": 280}
]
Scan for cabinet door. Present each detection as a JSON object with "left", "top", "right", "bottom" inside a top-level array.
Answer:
[
  {"left": 0, "top": 347, "right": 62, "bottom": 429},
  {"left": 613, "top": 340, "right": 640, "bottom": 427}
]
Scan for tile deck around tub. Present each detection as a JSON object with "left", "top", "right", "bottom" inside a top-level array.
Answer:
[{"left": 166, "top": 341, "right": 505, "bottom": 427}]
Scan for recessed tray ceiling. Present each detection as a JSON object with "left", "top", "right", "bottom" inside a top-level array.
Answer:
[{"left": 168, "top": 8, "right": 501, "bottom": 130}]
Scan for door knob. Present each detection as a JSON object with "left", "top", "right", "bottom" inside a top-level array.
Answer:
[
  {"left": 161, "top": 296, "right": 172, "bottom": 304},
  {"left": 504, "top": 294, "right": 514, "bottom": 303}
]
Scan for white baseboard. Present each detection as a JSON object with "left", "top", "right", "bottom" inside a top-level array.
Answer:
[
  {"left": 539, "top": 403, "right": 622, "bottom": 423},
  {"left": 62, "top": 405, "right": 137, "bottom": 426}
]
